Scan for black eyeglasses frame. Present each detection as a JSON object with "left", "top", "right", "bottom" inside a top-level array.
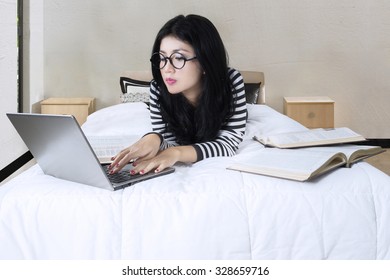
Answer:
[{"left": 150, "top": 52, "right": 197, "bottom": 70}]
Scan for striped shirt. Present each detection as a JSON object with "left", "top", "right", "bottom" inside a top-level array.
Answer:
[{"left": 149, "top": 68, "right": 247, "bottom": 161}]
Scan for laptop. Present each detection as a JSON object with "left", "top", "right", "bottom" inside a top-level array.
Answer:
[{"left": 6, "top": 113, "right": 175, "bottom": 191}]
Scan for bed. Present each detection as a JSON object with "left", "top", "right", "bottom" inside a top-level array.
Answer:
[{"left": 1, "top": 100, "right": 390, "bottom": 260}]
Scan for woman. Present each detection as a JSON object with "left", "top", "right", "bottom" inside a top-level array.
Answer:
[{"left": 110, "top": 14, "right": 247, "bottom": 175}]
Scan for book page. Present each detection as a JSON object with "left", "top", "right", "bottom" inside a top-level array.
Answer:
[
  {"left": 228, "top": 148, "right": 346, "bottom": 181},
  {"left": 301, "top": 145, "right": 385, "bottom": 166},
  {"left": 87, "top": 135, "right": 139, "bottom": 163},
  {"left": 255, "top": 127, "right": 365, "bottom": 148}
]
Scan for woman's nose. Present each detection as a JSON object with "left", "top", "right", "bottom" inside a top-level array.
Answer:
[{"left": 163, "top": 59, "right": 175, "bottom": 73}]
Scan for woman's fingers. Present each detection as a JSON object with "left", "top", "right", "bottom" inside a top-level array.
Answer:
[
  {"left": 131, "top": 161, "right": 163, "bottom": 175},
  {"left": 130, "top": 150, "right": 176, "bottom": 175},
  {"left": 109, "top": 147, "right": 156, "bottom": 174},
  {"left": 109, "top": 147, "right": 138, "bottom": 173},
  {"left": 109, "top": 134, "right": 164, "bottom": 174}
]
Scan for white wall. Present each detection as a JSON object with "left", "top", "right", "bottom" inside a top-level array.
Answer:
[
  {"left": 23, "top": 0, "right": 44, "bottom": 113},
  {"left": 43, "top": 0, "right": 390, "bottom": 138}
]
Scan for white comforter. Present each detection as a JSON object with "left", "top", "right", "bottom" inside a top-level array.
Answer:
[{"left": 1, "top": 103, "right": 389, "bottom": 259}]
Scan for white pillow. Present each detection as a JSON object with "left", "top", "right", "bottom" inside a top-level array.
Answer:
[
  {"left": 121, "top": 85, "right": 150, "bottom": 103},
  {"left": 120, "top": 76, "right": 151, "bottom": 103}
]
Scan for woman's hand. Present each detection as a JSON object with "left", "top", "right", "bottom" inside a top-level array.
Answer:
[
  {"left": 131, "top": 146, "right": 198, "bottom": 175},
  {"left": 109, "top": 133, "right": 161, "bottom": 173}
]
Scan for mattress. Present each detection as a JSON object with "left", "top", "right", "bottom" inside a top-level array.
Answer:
[{"left": 1, "top": 103, "right": 389, "bottom": 259}]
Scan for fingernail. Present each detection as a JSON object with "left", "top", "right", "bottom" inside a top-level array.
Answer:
[
  {"left": 140, "top": 170, "right": 145, "bottom": 175},
  {"left": 130, "top": 170, "right": 135, "bottom": 175},
  {"left": 132, "top": 162, "right": 137, "bottom": 167},
  {"left": 155, "top": 168, "right": 160, "bottom": 173}
]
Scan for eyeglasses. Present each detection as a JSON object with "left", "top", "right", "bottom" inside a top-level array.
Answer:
[{"left": 150, "top": 52, "right": 197, "bottom": 70}]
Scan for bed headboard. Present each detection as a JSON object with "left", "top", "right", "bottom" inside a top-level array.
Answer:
[
  {"left": 240, "top": 70, "right": 265, "bottom": 104},
  {"left": 119, "top": 70, "right": 265, "bottom": 104}
]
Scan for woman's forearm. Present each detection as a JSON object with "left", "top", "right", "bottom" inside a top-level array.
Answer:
[{"left": 165, "top": 145, "right": 198, "bottom": 164}]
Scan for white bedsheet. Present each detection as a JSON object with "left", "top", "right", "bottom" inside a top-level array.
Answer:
[{"left": 1, "top": 103, "right": 389, "bottom": 259}]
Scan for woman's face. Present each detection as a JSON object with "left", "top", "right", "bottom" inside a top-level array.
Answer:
[{"left": 159, "top": 35, "right": 203, "bottom": 106}]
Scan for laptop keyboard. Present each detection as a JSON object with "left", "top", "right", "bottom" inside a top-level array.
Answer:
[
  {"left": 101, "top": 164, "right": 175, "bottom": 187},
  {"left": 103, "top": 165, "right": 142, "bottom": 184}
]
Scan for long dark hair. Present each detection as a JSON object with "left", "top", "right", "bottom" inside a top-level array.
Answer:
[{"left": 151, "top": 14, "right": 233, "bottom": 144}]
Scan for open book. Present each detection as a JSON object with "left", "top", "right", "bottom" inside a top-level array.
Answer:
[
  {"left": 227, "top": 145, "right": 385, "bottom": 181},
  {"left": 254, "top": 127, "right": 366, "bottom": 148},
  {"left": 87, "top": 135, "right": 138, "bottom": 164}
]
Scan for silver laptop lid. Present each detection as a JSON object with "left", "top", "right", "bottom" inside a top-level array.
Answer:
[{"left": 7, "top": 113, "right": 114, "bottom": 190}]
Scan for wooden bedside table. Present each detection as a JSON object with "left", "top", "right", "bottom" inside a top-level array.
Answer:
[
  {"left": 40, "top": 97, "right": 95, "bottom": 125},
  {"left": 283, "top": 96, "right": 334, "bottom": 129}
]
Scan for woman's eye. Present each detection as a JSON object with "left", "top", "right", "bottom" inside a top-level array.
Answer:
[{"left": 174, "top": 55, "right": 185, "bottom": 61}]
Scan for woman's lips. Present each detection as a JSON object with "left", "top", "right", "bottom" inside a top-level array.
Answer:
[{"left": 165, "top": 78, "right": 177, "bottom": 85}]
